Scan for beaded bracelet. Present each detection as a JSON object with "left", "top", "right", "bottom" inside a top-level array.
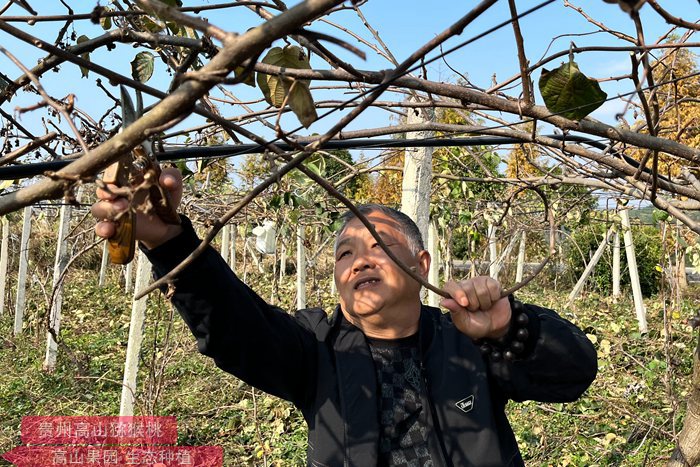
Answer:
[{"left": 477, "top": 296, "right": 530, "bottom": 362}]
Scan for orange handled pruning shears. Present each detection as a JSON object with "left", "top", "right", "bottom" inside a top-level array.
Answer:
[{"left": 102, "top": 86, "right": 180, "bottom": 264}]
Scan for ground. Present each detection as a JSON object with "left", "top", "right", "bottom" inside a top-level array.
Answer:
[{"left": 0, "top": 266, "right": 697, "bottom": 466}]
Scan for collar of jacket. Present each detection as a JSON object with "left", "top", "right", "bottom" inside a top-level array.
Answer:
[{"left": 326, "top": 305, "right": 440, "bottom": 466}]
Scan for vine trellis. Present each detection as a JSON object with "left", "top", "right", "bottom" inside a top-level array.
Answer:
[{"left": 0, "top": 0, "right": 699, "bottom": 464}]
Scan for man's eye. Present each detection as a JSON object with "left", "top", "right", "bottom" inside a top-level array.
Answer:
[{"left": 337, "top": 251, "right": 350, "bottom": 259}]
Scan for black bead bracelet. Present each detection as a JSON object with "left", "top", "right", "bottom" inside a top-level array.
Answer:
[{"left": 477, "top": 296, "right": 530, "bottom": 362}]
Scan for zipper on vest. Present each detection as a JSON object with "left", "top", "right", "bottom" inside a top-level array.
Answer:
[{"left": 420, "top": 361, "right": 453, "bottom": 467}]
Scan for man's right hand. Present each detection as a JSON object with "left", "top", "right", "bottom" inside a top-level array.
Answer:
[{"left": 92, "top": 167, "right": 184, "bottom": 250}]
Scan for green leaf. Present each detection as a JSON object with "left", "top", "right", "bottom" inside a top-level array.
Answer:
[
  {"left": 175, "top": 161, "right": 194, "bottom": 177},
  {"left": 100, "top": 11, "right": 112, "bottom": 30},
  {"left": 142, "top": 17, "right": 165, "bottom": 33},
  {"left": 166, "top": 21, "right": 182, "bottom": 35},
  {"left": 131, "top": 51, "right": 155, "bottom": 83},
  {"left": 76, "top": 35, "right": 90, "bottom": 78},
  {"left": 269, "top": 193, "right": 282, "bottom": 210},
  {"left": 652, "top": 208, "right": 670, "bottom": 223},
  {"left": 256, "top": 46, "right": 317, "bottom": 127},
  {"left": 330, "top": 218, "right": 344, "bottom": 232},
  {"left": 288, "top": 209, "right": 300, "bottom": 224},
  {"left": 539, "top": 60, "right": 607, "bottom": 120}
]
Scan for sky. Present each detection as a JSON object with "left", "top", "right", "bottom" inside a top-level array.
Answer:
[{"left": 0, "top": 0, "right": 698, "bottom": 172}]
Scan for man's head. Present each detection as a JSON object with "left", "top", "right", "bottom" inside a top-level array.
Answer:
[
  {"left": 333, "top": 205, "right": 430, "bottom": 338},
  {"left": 334, "top": 204, "right": 425, "bottom": 254}
]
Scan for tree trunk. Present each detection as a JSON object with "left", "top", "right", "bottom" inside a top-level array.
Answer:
[
  {"left": 669, "top": 336, "right": 700, "bottom": 466},
  {"left": 296, "top": 224, "right": 306, "bottom": 310}
]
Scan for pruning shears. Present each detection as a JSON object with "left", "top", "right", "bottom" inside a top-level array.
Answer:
[{"left": 102, "top": 86, "right": 180, "bottom": 264}]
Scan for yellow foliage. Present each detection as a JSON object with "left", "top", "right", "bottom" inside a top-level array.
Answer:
[
  {"left": 352, "top": 150, "right": 404, "bottom": 205},
  {"left": 505, "top": 144, "right": 544, "bottom": 178},
  {"left": 629, "top": 47, "right": 700, "bottom": 176},
  {"left": 505, "top": 123, "right": 545, "bottom": 178}
]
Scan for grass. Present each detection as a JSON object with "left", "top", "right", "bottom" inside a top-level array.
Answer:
[{"left": 0, "top": 265, "right": 697, "bottom": 466}]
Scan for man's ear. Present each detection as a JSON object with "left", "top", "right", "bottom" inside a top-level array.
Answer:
[{"left": 417, "top": 250, "right": 431, "bottom": 278}]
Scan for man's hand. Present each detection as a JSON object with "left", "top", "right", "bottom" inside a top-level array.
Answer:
[
  {"left": 440, "top": 276, "right": 512, "bottom": 340},
  {"left": 92, "top": 167, "right": 184, "bottom": 250}
]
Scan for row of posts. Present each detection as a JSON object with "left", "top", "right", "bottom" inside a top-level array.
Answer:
[
  {"left": 0, "top": 206, "right": 311, "bottom": 416},
  {"left": 0, "top": 99, "right": 652, "bottom": 416}
]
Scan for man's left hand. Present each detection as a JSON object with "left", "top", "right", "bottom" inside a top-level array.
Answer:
[{"left": 440, "top": 277, "right": 512, "bottom": 340}]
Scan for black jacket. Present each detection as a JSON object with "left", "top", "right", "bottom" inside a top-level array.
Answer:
[{"left": 144, "top": 217, "right": 597, "bottom": 467}]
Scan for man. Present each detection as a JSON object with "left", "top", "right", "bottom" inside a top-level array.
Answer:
[{"left": 93, "top": 169, "right": 597, "bottom": 467}]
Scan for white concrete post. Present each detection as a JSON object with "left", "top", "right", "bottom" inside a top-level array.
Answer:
[
  {"left": 244, "top": 238, "right": 264, "bottom": 273},
  {"left": 279, "top": 243, "right": 287, "bottom": 281},
  {"left": 488, "top": 222, "right": 498, "bottom": 279},
  {"left": 119, "top": 250, "right": 151, "bottom": 416},
  {"left": 400, "top": 101, "right": 434, "bottom": 244},
  {"left": 566, "top": 226, "right": 615, "bottom": 306},
  {"left": 620, "top": 209, "right": 648, "bottom": 333},
  {"left": 44, "top": 203, "right": 73, "bottom": 371},
  {"left": 296, "top": 224, "right": 306, "bottom": 310},
  {"left": 98, "top": 241, "right": 109, "bottom": 287},
  {"left": 0, "top": 216, "right": 9, "bottom": 315},
  {"left": 124, "top": 262, "right": 134, "bottom": 294},
  {"left": 14, "top": 206, "right": 32, "bottom": 335},
  {"left": 221, "top": 224, "right": 231, "bottom": 266},
  {"left": 492, "top": 231, "right": 519, "bottom": 280},
  {"left": 428, "top": 221, "right": 440, "bottom": 307},
  {"left": 516, "top": 231, "right": 526, "bottom": 283},
  {"left": 612, "top": 230, "right": 621, "bottom": 297},
  {"left": 230, "top": 225, "right": 237, "bottom": 272}
]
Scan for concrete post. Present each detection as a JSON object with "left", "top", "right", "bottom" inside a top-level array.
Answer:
[
  {"left": 119, "top": 250, "right": 151, "bottom": 416},
  {"left": 400, "top": 100, "right": 434, "bottom": 244},
  {"left": 44, "top": 203, "right": 72, "bottom": 371},
  {"left": 620, "top": 209, "right": 648, "bottom": 333},
  {"left": 14, "top": 206, "right": 32, "bottom": 335}
]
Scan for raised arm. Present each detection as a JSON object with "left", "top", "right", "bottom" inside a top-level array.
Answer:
[{"left": 93, "top": 169, "right": 318, "bottom": 409}]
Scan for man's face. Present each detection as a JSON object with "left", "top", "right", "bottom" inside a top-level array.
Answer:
[{"left": 333, "top": 211, "right": 429, "bottom": 319}]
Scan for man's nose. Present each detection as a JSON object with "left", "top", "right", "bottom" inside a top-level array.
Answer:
[{"left": 351, "top": 249, "right": 375, "bottom": 272}]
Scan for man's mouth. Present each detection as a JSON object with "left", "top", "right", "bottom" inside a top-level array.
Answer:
[{"left": 355, "top": 278, "right": 380, "bottom": 290}]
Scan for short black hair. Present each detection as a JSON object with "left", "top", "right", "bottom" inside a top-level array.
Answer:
[{"left": 335, "top": 204, "right": 424, "bottom": 254}]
